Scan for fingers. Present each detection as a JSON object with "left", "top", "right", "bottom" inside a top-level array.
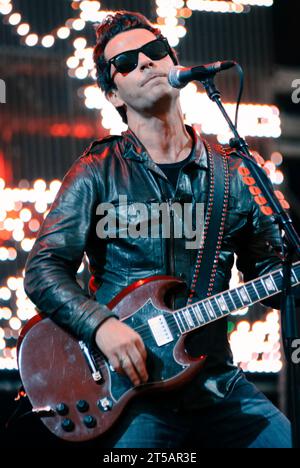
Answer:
[
  {"left": 96, "top": 319, "right": 148, "bottom": 386},
  {"left": 127, "top": 345, "right": 149, "bottom": 384},
  {"left": 108, "top": 355, "right": 125, "bottom": 376},
  {"left": 109, "top": 339, "right": 148, "bottom": 386},
  {"left": 135, "top": 338, "right": 147, "bottom": 362},
  {"left": 118, "top": 355, "right": 141, "bottom": 386}
]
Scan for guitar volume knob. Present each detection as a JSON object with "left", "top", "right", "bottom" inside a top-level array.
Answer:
[
  {"left": 56, "top": 403, "right": 69, "bottom": 415},
  {"left": 83, "top": 415, "right": 97, "bottom": 428},
  {"left": 76, "top": 399, "right": 89, "bottom": 412},
  {"left": 61, "top": 418, "right": 75, "bottom": 432}
]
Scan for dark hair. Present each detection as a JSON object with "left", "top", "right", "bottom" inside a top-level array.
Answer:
[{"left": 93, "top": 10, "right": 179, "bottom": 124}]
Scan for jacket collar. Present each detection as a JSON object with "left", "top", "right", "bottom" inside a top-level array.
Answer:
[{"left": 121, "top": 124, "right": 208, "bottom": 169}]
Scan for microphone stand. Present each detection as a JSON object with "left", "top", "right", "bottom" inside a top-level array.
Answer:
[{"left": 200, "top": 75, "right": 300, "bottom": 448}]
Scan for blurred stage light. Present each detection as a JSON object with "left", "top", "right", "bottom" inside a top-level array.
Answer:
[
  {"left": 73, "top": 37, "right": 87, "bottom": 50},
  {"left": 7, "top": 248, "right": 17, "bottom": 261},
  {"left": 8, "top": 12, "right": 20, "bottom": 25},
  {"left": 229, "top": 310, "right": 282, "bottom": 373},
  {"left": 0, "top": 2, "right": 12, "bottom": 15},
  {"left": 67, "top": 56, "right": 80, "bottom": 69},
  {"left": 75, "top": 66, "right": 89, "bottom": 79},
  {"left": 25, "top": 33, "right": 38, "bottom": 46},
  {"left": 49, "top": 180, "right": 61, "bottom": 193},
  {"left": 17, "top": 23, "right": 30, "bottom": 36},
  {"left": 0, "top": 287, "right": 11, "bottom": 301},
  {"left": 33, "top": 179, "right": 47, "bottom": 192},
  {"left": 9, "top": 317, "right": 21, "bottom": 331},
  {"left": 271, "top": 152, "right": 283, "bottom": 166},
  {"left": 57, "top": 26, "right": 70, "bottom": 39},
  {"left": 72, "top": 18, "right": 86, "bottom": 31},
  {"left": 21, "top": 238, "right": 35, "bottom": 252},
  {"left": 82, "top": 81, "right": 281, "bottom": 140},
  {"left": 0, "top": 0, "right": 274, "bottom": 55},
  {"left": 41, "top": 35, "right": 55, "bottom": 48},
  {"left": 19, "top": 208, "right": 31, "bottom": 222},
  {"left": 7, "top": 277, "right": 18, "bottom": 291}
]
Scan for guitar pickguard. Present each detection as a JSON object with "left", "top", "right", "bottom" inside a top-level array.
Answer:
[{"left": 109, "top": 299, "right": 186, "bottom": 402}]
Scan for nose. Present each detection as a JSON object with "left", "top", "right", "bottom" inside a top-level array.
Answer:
[{"left": 138, "top": 52, "right": 155, "bottom": 71}]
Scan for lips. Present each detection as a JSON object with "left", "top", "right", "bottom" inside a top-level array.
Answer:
[{"left": 141, "top": 74, "right": 166, "bottom": 86}]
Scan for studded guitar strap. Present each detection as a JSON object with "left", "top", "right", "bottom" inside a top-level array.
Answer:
[{"left": 187, "top": 141, "right": 230, "bottom": 304}]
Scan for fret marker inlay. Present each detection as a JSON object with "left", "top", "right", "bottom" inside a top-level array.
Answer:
[
  {"left": 217, "top": 296, "right": 228, "bottom": 312},
  {"left": 264, "top": 277, "right": 276, "bottom": 292},
  {"left": 238, "top": 286, "right": 250, "bottom": 303},
  {"left": 205, "top": 301, "right": 215, "bottom": 319}
]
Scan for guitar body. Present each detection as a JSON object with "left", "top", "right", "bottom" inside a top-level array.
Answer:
[{"left": 18, "top": 276, "right": 206, "bottom": 442}]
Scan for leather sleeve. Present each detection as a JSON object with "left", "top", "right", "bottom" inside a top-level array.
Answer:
[{"left": 23, "top": 154, "right": 118, "bottom": 345}]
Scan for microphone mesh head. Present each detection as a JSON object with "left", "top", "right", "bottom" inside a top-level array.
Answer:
[{"left": 168, "top": 66, "right": 186, "bottom": 89}]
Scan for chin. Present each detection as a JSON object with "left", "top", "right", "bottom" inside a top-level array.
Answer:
[
  {"left": 155, "top": 88, "right": 178, "bottom": 106},
  {"left": 132, "top": 88, "right": 179, "bottom": 115}
]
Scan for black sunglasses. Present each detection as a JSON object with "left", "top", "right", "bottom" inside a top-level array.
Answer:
[{"left": 107, "top": 38, "right": 171, "bottom": 76}]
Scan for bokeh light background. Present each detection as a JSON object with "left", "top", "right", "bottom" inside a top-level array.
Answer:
[{"left": 0, "top": 0, "right": 299, "bottom": 400}]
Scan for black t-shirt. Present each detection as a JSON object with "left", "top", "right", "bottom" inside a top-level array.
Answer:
[{"left": 157, "top": 147, "right": 193, "bottom": 189}]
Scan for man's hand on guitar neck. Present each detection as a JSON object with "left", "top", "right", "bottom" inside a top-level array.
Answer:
[{"left": 95, "top": 317, "right": 149, "bottom": 386}]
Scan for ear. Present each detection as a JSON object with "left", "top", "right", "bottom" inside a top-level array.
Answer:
[{"left": 106, "top": 88, "right": 125, "bottom": 109}]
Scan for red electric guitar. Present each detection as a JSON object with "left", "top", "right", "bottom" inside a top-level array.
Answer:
[{"left": 18, "top": 262, "right": 300, "bottom": 442}]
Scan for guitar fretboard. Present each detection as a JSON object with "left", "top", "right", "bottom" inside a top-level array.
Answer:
[{"left": 171, "top": 261, "right": 300, "bottom": 335}]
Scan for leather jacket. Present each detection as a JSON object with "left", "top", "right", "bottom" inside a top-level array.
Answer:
[{"left": 24, "top": 125, "right": 285, "bottom": 408}]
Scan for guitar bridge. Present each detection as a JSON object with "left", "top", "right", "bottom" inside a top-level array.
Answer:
[{"left": 148, "top": 315, "right": 173, "bottom": 347}]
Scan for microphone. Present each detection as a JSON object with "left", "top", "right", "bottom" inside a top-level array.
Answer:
[{"left": 168, "top": 60, "right": 236, "bottom": 89}]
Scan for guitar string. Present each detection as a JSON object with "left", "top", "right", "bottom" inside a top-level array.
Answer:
[
  {"left": 111, "top": 286, "right": 261, "bottom": 336},
  {"left": 91, "top": 268, "right": 300, "bottom": 371},
  {"left": 129, "top": 267, "right": 300, "bottom": 338},
  {"left": 110, "top": 285, "right": 278, "bottom": 343},
  {"left": 91, "top": 302, "right": 283, "bottom": 370},
  {"left": 108, "top": 288, "right": 252, "bottom": 341},
  {"left": 114, "top": 264, "right": 300, "bottom": 337},
  {"left": 91, "top": 317, "right": 204, "bottom": 377},
  {"left": 123, "top": 314, "right": 199, "bottom": 339},
  {"left": 123, "top": 299, "right": 225, "bottom": 335},
  {"left": 92, "top": 319, "right": 184, "bottom": 366},
  {"left": 120, "top": 299, "right": 233, "bottom": 338},
  {"left": 113, "top": 316, "right": 207, "bottom": 346},
  {"left": 134, "top": 312, "right": 225, "bottom": 343},
  {"left": 93, "top": 291, "right": 290, "bottom": 365}
]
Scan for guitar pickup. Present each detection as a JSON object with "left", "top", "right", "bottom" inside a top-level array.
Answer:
[
  {"left": 148, "top": 315, "right": 173, "bottom": 347},
  {"left": 79, "top": 341, "right": 102, "bottom": 382}
]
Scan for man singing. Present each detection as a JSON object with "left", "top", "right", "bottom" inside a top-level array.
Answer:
[{"left": 24, "top": 11, "right": 292, "bottom": 448}]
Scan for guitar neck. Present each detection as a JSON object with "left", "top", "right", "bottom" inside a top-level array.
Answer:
[{"left": 172, "top": 261, "right": 300, "bottom": 335}]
